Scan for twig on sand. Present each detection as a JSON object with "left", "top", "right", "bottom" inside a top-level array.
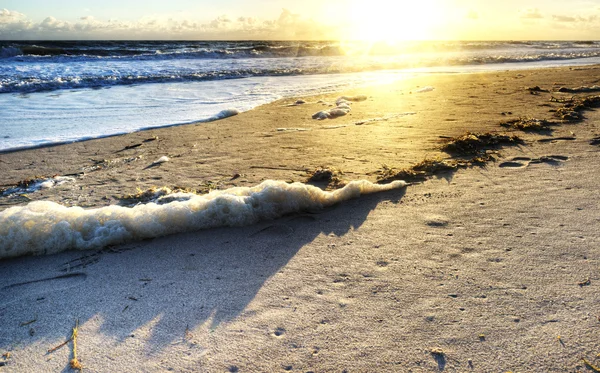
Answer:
[
  {"left": 583, "top": 358, "right": 600, "bottom": 372},
  {"left": 48, "top": 338, "right": 70, "bottom": 354},
  {"left": 19, "top": 316, "right": 38, "bottom": 327}
]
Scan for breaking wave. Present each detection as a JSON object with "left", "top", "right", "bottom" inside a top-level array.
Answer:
[{"left": 0, "top": 179, "right": 407, "bottom": 259}]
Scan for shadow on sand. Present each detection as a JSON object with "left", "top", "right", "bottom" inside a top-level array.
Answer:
[{"left": 0, "top": 187, "right": 407, "bottom": 355}]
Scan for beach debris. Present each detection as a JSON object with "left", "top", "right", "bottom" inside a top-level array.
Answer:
[
  {"left": 83, "top": 155, "right": 143, "bottom": 173},
  {"left": 538, "top": 136, "right": 576, "bottom": 143},
  {"left": 578, "top": 278, "right": 591, "bottom": 287},
  {"left": 415, "top": 86, "right": 435, "bottom": 93},
  {"left": 277, "top": 127, "right": 310, "bottom": 132},
  {"left": 590, "top": 137, "right": 600, "bottom": 146},
  {"left": 20, "top": 316, "right": 38, "bottom": 327},
  {"left": 307, "top": 167, "right": 336, "bottom": 182},
  {"left": 550, "top": 94, "right": 600, "bottom": 121},
  {"left": 143, "top": 136, "right": 158, "bottom": 142},
  {"left": 441, "top": 132, "right": 523, "bottom": 156},
  {"left": 376, "top": 158, "right": 457, "bottom": 184},
  {"left": 1, "top": 175, "right": 76, "bottom": 197},
  {"left": 557, "top": 85, "right": 600, "bottom": 93},
  {"left": 0, "top": 352, "right": 11, "bottom": 367},
  {"left": 583, "top": 358, "right": 600, "bottom": 372},
  {"left": 116, "top": 143, "right": 143, "bottom": 152},
  {"left": 144, "top": 155, "right": 170, "bottom": 169},
  {"left": 528, "top": 86, "right": 549, "bottom": 94},
  {"left": 307, "top": 167, "right": 345, "bottom": 189},
  {"left": 213, "top": 108, "right": 239, "bottom": 120},
  {"left": 118, "top": 185, "right": 200, "bottom": 205},
  {"left": 430, "top": 348, "right": 445, "bottom": 356},
  {"left": 46, "top": 321, "right": 83, "bottom": 369},
  {"left": 70, "top": 320, "right": 82, "bottom": 371},
  {"left": 499, "top": 117, "right": 555, "bottom": 132},
  {"left": 283, "top": 99, "right": 307, "bottom": 107}
]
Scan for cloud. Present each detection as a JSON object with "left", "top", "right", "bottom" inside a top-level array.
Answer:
[
  {"left": 0, "top": 8, "right": 339, "bottom": 40},
  {"left": 520, "top": 8, "right": 543, "bottom": 19},
  {"left": 552, "top": 15, "right": 577, "bottom": 22},
  {"left": 552, "top": 14, "right": 598, "bottom": 23}
]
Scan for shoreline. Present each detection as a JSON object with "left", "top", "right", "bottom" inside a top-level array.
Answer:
[
  {"left": 1, "top": 65, "right": 599, "bottom": 211},
  {"left": 1, "top": 61, "right": 598, "bottom": 155},
  {"left": 1, "top": 64, "right": 600, "bottom": 371}
]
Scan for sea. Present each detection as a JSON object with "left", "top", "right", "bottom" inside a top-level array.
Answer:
[{"left": 1, "top": 40, "right": 600, "bottom": 152}]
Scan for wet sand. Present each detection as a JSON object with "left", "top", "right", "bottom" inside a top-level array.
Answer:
[{"left": 1, "top": 65, "right": 600, "bottom": 372}]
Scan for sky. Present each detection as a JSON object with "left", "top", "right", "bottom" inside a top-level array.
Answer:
[{"left": 1, "top": 0, "right": 600, "bottom": 40}]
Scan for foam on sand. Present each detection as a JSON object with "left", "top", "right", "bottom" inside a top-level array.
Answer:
[
  {"left": 0, "top": 179, "right": 407, "bottom": 259},
  {"left": 1, "top": 176, "right": 76, "bottom": 197},
  {"left": 415, "top": 86, "right": 435, "bottom": 93},
  {"left": 312, "top": 97, "right": 356, "bottom": 120}
]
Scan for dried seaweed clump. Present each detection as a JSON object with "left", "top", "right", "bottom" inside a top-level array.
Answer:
[
  {"left": 119, "top": 186, "right": 200, "bottom": 205},
  {"left": 307, "top": 167, "right": 345, "bottom": 189},
  {"left": 500, "top": 117, "right": 553, "bottom": 132},
  {"left": 376, "top": 158, "right": 457, "bottom": 183},
  {"left": 441, "top": 132, "right": 522, "bottom": 156},
  {"left": 551, "top": 94, "right": 600, "bottom": 121}
]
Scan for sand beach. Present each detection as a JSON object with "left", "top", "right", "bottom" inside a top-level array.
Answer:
[{"left": 1, "top": 65, "right": 600, "bottom": 372}]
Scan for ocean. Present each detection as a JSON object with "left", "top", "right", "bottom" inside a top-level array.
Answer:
[{"left": 1, "top": 40, "right": 600, "bottom": 152}]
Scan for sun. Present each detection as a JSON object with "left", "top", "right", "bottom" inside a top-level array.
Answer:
[{"left": 346, "top": 0, "right": 444, "bottom": 42}]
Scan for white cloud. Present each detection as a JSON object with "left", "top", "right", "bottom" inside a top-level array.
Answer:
[
  {"left": 520, "top": 8, "right": 543, "bottom": 19},
  {"left": 0, "top": 8, "right": 338, "bottom": 40},
  {"left": 552, "top": 14, "right": 598, "bottom": 23}
]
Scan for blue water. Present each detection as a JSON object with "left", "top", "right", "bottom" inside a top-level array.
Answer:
[{"left": 1, "top": 40, "right": 600, "bottom": 151}]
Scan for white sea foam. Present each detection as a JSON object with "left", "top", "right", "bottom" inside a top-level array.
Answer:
[
  {"left": 336, "top": 95, "right": 367, "bottom": 104},
  {"left": 213, "top": 108, "right": 240, "bottom": 119},
  {"left": 415, "top": 86, "right": 434, "bottom": 93},
  {"left": 154, "top": 156, "right": 170, "bottom": 164},
  {"left": 312, "top": 96, "right": 358, "bottom": 120},
  {"left": 0, "top": 179, "right": 407, "bottom": 259},
  {"left": 1, "top": 176, "right": 76, "bottom": 197}
]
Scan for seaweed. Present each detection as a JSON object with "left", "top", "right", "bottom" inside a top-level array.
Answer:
[
  {"left": 118, "top": 185, "right": 201, "bottom": 205},
  {"left": 306, "top": 167, "right": 346, "bottom": 189},
  {"left": 441, "top": 132, "right": 522, "bottom": 156},
  {"left": 500, "top": 117, "right": 554, "bottom": 132},
  {"left": 376, "top": 158, "right": 457, "bottom": 183},
  {"left": 550, "top": 95, "right": 600, "bottom": 122}
]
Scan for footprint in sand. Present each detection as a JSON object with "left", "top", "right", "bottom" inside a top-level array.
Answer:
[
  {"left": 1, "top": 272, "right": 87, "bottom": 305},
  {"left": 499, "top": 155, "right": 568, "bottom": 168},
  {"left": 273, "top": 327, "right": 286, "bottom": 337}
]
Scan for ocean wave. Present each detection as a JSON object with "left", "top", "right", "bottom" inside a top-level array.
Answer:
[
  {"left": 0, "top": 179, "right": 407, "bottom": 259},
  {"left": 3, "top": 49, "right": 600, "bottom": 94},
  {"left": 3, "top": 40, "right": 599, "bottom": 62}
]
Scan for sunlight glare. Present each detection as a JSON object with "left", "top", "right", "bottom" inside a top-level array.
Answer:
[{"left": 347, "top": 0, "right": 444, "bottom": 42}]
